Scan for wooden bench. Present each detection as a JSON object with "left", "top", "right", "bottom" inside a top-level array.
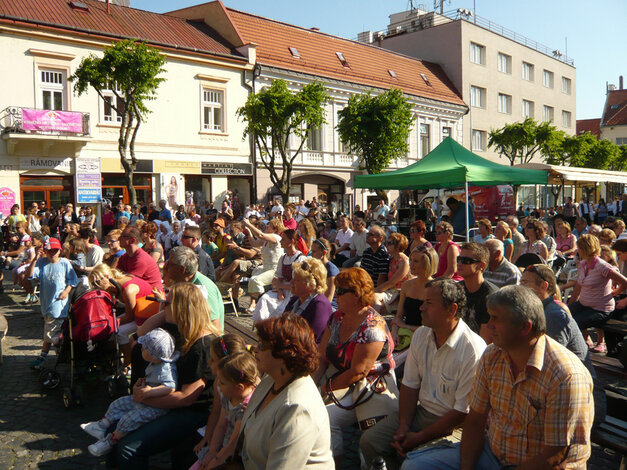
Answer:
[
  {"left": 591, "top": 352, "right": 627, "bottom": 379},
  {"left": 604, "top": 319, "right": 627, "bottom": 356},
  {"left": 0, "top": 313, "right": 7, "bottom": 365},
  {"left": 224, "top": 318, "right": 258, "bottom": 347},
  {"left": 592, "top": 416, "right": 627, "bottom": 470}
]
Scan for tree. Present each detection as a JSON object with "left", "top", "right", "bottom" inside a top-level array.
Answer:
[
  {"left": 71, "top": 40, "right": 166, "bottom": 205},
  {"left": 237, "top": 80, "right": 327, "bottom": 204},
  {"left": 544, "top": 132, "right": 591, "bottom": 200},
  {"left": 337, "top": 88, "right": 413, "bottom": 175},
  {"left": 488, "top": 118, "right": 563, "bottom": 166}
]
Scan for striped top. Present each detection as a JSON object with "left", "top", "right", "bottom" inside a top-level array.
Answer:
[{"left": 360, "top": 245, "right": 391, "bottom": 287}]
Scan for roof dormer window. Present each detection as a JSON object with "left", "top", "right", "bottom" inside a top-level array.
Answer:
[
  {"left": 420, "top": 73, "right": 431, "bottom": 86},
  {"left": 336, "top": 52, "right": 349, "bottom": 68},
  {"left": 388, "top": 70, "right": 397, "bottom": 78},
  {"left": 288, "top": 47, "right": 300, "bottom": 58}
]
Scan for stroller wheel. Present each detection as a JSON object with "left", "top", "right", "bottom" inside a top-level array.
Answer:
[
  {"left": 62, "top": 388, "right": 73, "bottom": 409},
  {"left": 40, "top": 369, "right": 61, "bottom": 390},
  {"left": 71, "top": 385, "right": 83, "bottom": 407}
]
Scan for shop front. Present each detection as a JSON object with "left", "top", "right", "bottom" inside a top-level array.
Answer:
[
  {"left": 291, "top": 174, "right": 350, "bottom": 216},
  {"left": 19, "top": 157, "right": 75, "bottom": 210}
]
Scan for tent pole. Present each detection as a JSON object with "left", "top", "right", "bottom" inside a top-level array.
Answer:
[
  {"left": 465, "top": 180, "right": 470, "bottom": 242},
  {"left": 437, "top": 188, "right": 441, "bottom": 222}
]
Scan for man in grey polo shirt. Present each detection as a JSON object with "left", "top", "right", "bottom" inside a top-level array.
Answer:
[{"left": 484, "top": 239, "right": 521, "bottom": 288}]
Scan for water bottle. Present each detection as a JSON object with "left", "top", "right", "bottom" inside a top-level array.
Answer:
[{"left": 370, "top": 456, "right": 387, "bottom": 470}]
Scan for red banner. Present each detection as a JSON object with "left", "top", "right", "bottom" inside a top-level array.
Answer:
[{"left": 21, "top": 108, "right": 83, "bottom": 133}]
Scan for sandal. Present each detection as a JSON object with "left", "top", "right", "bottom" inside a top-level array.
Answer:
[{"left": 591, "top": 343, "right": 607, "bottom": 354}]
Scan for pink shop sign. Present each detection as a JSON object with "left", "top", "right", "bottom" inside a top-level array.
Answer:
[
  {"left": 21, "top": 108, "right": 83, "bottom": 133},
  {"left": 0, "top": 187, "right": 16, "bottom": 217}
]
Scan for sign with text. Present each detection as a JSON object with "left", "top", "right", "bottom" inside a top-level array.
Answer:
[
  {"left": 201, "top": 162, "right": 252, "bottom": 176},
  {"left": 75, "top": 158, "right": 102, "bottom": 204},
  {"left": 21, "top": 108, "right": 83, "bottom": 133},
  {"left": 0, "top": 187, "right": 16, "bottom": 218},
  {"left": 20, "top": 157, "right": 73, "bottom": 172}
]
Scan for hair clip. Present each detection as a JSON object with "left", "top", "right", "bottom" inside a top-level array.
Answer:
[
  {"left": 245, "top": 344, "right": 253, "bottom": 352},
  {"left": 220, "top": 336, "right": 229, "bottom": 357}
]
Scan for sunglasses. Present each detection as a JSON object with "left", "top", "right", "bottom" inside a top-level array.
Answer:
[
  {"left": 525, "top": 264, "right": 551, "bottom": 283},
  {"left": 457, "top": 256, "right": 480, "bottom": 265},
  {"left": 181, "top": 235, "right": 196, "bottom": 240},
  {"left": 335, "top": 287, "right": 355, "bottom": 296}
]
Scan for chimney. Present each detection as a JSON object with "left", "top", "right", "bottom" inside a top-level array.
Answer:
[
  {"left": 620, "top": 75, "right": 624, "bottom": 90},
  {"left": 106, "top": 0, "right": 110, "bottom": 14}
]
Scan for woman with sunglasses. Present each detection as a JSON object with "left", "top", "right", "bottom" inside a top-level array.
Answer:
[
  {"left": 141, "top": 222, "right": 165, "bottom": 267},
  {"left": 408, "top": 220, "right": 432, "bottom": 254},
  {"left": 111, "top": 283, "right": 220, "bottom": 470},
  {"left": 313, "top": 267, "right": 397, "bottom": 465},
  {"left": 433, "top": 221, "right": 462, "bottom": 281},
  {"left": 239, "top": 313, "right": 333, "bottom": 470},
  {"left": 283, "top": 259, "right": 333, "bottom": 343},
  {"left": 515, "top": 219, "right": 549, "bottom": 263}
]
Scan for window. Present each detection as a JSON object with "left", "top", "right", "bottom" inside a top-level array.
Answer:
[
  {"left": 616, "top": 137, "right": 627, "bottom": 145},
  {"left": 522, "top": 62, "right": 534, "bottom": 82},
  {"left": 336, "top": 52, "right": 349, "bottom": 68},
  {"left": 543, "top": 105, "right": 554, "bottom": 122},
  {"left": 101, "top": 83, "right": 124, "bottom": 123},
  {"left": 562, "top": 77, "right": 572, "bottom": 95},
  {"left": 307, "top": 126, "right": 323, "bottom": 151},
  {"left": 202, "top": 89, "right": 223, "bottom": 132},
  {"left": 543, "top": 70, "right": 554, "bottom": 88},
  {"left": 288, "top": 47, "right": 300, "bottom": 58},
  {"left": 420, "top": 124, "right": 430, "bottom": 157},
  {"left": 39, "top": 69, "right": 66, "bottom": 110},
  {"left": 336, "top": 109, "right": 346, "bottom": 153},
  {"left": 472, "top": 129, "right": 487, "bottom": 151},
  {"left": 442, "top": 126, "right": 451, "bottom": 141},
  {"left": 522, "top": 99, "right": 534, "bottom": 118},
  {"left": 561, "top": 110, "right": 572, "bottom": 128},
  {"left": 470, "top": 42, "right": 486, "bottom": 65},
  {"left": 497, "top": 53, "right": 512, "bottom": 74},
  {"left": 470, "top": 86, "right": 486, "bottom": 108},
  {"left": 497, "top": 93, "right": 512, "bottom": 114}
]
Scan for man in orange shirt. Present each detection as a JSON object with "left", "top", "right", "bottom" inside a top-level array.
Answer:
[{"left": 400, "top": 285, "right": 594, "bottom": 470}]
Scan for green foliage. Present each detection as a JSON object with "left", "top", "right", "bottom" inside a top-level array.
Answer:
[
  {"left": 575, "top": 138, "right": 621, "bottom": 170},
  {"left": 70, "top": 40, "right": 166, "bottom": 204},
  {"left": 563, "top": 132, "right": 598, "bottom": 167},
  {"left": 237, "top": 79, "right": 328, "bottom": 202},
  {"left": 488, "top": 118, "right": 563, "bottom": 166},
  {"left": 337, "top": 88, "right": 413, "bottom": 174}
]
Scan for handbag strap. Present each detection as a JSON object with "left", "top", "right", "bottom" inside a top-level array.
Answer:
[{"left": 326, "top": 363, "right": 390, "bottom": 411}]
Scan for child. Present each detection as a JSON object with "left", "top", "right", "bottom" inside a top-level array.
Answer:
[
  {"left": 202, "top": 230, "right": 219, "bottom": 258},
  {"left": 65, "top": 237, "right": 87, "bottom": 276},
  {"left": 81, "top": 328, "right": 180, "bottom": 456},
  {"left": 190, "top": 350, "right": 259, "bottom": 470},
  {"left": 15, "top": 234, "right": 42, "bottom": 304},
  {"left": 26, "top": 237, "right": 79, "bottom": 370},
  {"left": 193, "top": 335, "right": 249, "bottom": 463}
]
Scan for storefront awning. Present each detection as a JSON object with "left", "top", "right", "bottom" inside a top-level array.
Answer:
[{"left": 515, "top": 163, "right": 627, "bottom": 185}]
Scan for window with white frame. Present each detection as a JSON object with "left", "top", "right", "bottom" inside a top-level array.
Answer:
[
  {"left": 497, "top": 53, "right": 512, "bottom": 74},
  {"left": 202, "top": 89, "right": 224, "bottom": 132},
  {"left": 522, "top": 62, "right": 534, "bottom": 82},
  {"left": 497, "top": 93, "right": 512, "bottom": 114},
  {"left": 543, "top": 105, "right": 554, "bottom": 122},
  {"left": 336, "top": 109, "right": 346, "bottom": 153},
  {"left": 522, "top": 99, "right": 535, "bottom": 118},
  {"left": 561, "top": 110, "right": 572, "bottom": 128},
  {"left": 616, "top": 137, "right": 627, "bottom": 145},
  {"left": 442, "top": 126, "right": 451, "bottom": 141},
  {"left": 101, "top": 83, "right": 124, "bottom": 123},
  {"left": 307, "top": 126, "right": 323, "bottom": 151},
  {"left": 470, "top": 42, "right": 486, "bottom": 65},
  {"left": 543, "top": 70, "right": 554, "bottom": 89},
  {"left": 420, "top": 123, "right": 430, "bottom": 157},
  {"left": 470, "top": 86, "right": 486, "bottom": 108},
  {"left": 562, "top": 77, "right": 572, "bottom": 95},
  {"left": 39, "top": 69, "right": 66, "bottom": 110},
  {"left": 472, "top": 129, "right": 487, "bottom": 151}
]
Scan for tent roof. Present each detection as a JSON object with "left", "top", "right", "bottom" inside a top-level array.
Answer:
[
  {"left": 353, "top": 137, "right": 548, "bottom": 190},
  {"left": 516, "top": 162, "right": 627, "bottom": 185}
]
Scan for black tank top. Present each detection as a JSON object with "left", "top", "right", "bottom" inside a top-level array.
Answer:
[{"left": 403, "top": 297, "right": 423, "bottom": 326}]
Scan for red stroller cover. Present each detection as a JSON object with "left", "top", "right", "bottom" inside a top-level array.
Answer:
[{"left": 71, "top": 289, "right": 117, "bottom": 343}]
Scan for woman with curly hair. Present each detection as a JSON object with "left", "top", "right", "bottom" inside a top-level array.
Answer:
[
  {"left": 516, "top": 219, "right": 549, "bottom": 262},
  {"left": 240, "top": 313, "right": 333, "bottom": 470}
]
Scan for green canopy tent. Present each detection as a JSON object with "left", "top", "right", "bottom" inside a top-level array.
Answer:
[{"left": 353, "top": 137, "right": 548, "bottom": 240}]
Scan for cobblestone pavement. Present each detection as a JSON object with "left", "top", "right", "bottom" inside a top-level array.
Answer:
[{"left": 0, "top": 288, "right": 622, "bottom": 469}]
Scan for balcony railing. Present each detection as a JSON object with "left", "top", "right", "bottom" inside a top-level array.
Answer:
[{"left": 0, "top": 106, "right": 90, "bottom": 137}]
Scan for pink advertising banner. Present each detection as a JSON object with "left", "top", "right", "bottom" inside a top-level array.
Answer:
[
  {"left": 0, "top": 187, "right": 16, "bottom": 218},
  {"left": 21, "top": 108, "right": 83, "bottom": 133}
]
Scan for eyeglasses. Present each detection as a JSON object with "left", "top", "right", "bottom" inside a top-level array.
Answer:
[
  {"left": 457, "top": 256, "right": 480, "bottom": 265},
  {"left": 181, "top": 235, "right": 196, "bottom": 240},
  {"left": 107, "top": 239, "right": 119, "bottom": 244},
  {"left": 119, "top": 234, "right": 132, "bottom": 239},
  {"left": 335, "top": 287, "right": 355, "bottom": 296}
]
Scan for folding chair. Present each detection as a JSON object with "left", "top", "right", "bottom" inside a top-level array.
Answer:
[{"left": 222, "top": 286, "right": 238, "bottom": 317}]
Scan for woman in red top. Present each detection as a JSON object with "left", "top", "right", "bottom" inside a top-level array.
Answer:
[
  {"left": 433, "top": 221, "right": 462, "bottom": 281},
  {"left": 282, "top": 203, "right": 298, "bottom": 230}
]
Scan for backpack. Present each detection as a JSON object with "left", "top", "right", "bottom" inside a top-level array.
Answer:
[{"left": 70, "top": 289, "right": 117, "bottom": 343}]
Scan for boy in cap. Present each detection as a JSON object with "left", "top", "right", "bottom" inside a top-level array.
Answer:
[
  {"left": 81, "top": 328, "right": 179, "bottom": 457},
  {"left": 26, "top": 237, "right": 78, "bottom": 370}
]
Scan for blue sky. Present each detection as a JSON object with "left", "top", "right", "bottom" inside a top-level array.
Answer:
[{"left": 132, "top": 0, "right": 627, "bottom": 120}]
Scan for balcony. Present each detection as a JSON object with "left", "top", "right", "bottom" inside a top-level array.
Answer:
[
  {"left": 0, "top": 106, "right": 91, "bottom": 156},
  {"left": 256, "top": 150, "right": 410, "bottom": 170}
]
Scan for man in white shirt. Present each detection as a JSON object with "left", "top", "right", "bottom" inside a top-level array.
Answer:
[
  {"left": 80, "top": 228, "right": 104, "bottom": 273},
  {"left": 333, "top": 216, "right": 354, "bottom": 266},
  {"left": 376, "top": 199, "right": 390, "bottom": 220},
  {"left": 360, "top": 279, "right": 486, "bottom": 470},
  {"left": 294, "top": 199, "right": 309, "bottom": 222},
  {"left": 270, "top": 198, "right": 283, "bottom": 216},
  {"left": 344, "top": 217, "right": 368, "bottom": 268}
]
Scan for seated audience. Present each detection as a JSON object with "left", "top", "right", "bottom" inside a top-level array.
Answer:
[
  {"left": 483, "top": 239, "right": 521, "bottom": 288},
  {"left": 360, "top": 225, "right": 391, "bottom": 288},
  {"left": 433, "top": 222, "right": 462, "bottom": 281}
]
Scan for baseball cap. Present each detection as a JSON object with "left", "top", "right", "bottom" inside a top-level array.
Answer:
[
  {"left": 137, "top": 328, "right": 180, "bottom": 363},
  {"left": 45, "top": 238, "right": 62, "bottom": 251},
  {"left": 213, "top": 218, "right": 225, "bottom": 228}
]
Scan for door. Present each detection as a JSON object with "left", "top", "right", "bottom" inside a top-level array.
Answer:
[{"left": 20, "top": 176, "right": 73, "bottom": 212}]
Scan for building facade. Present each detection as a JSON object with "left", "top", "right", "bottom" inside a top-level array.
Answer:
[
  {"left": 360, "top": 8, "right": 577, "bottom": 164},
  {"left": 0, "top": 0, "right": 253, "bottom": 217},
  {"left": 170, "top": 2, "right": 468, "bottom": 212}
]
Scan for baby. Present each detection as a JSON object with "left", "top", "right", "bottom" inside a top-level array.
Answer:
[{"left": 81, "top": 328, "right": 179, "bottom": 456}]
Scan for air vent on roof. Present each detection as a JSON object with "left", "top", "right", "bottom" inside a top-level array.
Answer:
[
  {"left": 69, "top": 1, "right": 89, "bottom": 11},
  {"left": 610, "top": 104, "right": 619, "bottom": 110},
  {"left": 420, "top": 73, "right": 431, "bottom": 86},
  {"left": 288, "top": 47, "right": 301, "bottom": 59},
  {"left": 336, "top": 52, "right": 349, "bottom": 68},
  {"left": 388, "top": 70, "right": 397, "bottom": 78}
]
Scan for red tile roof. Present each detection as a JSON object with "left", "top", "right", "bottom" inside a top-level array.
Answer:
[
  {"left": 0, "top": 0, "right": 242, "bottom": 60},
  {"left": 602, "top": 89, "right": 627, "bottom": 127},
  {"left": 576, "top": 118, "right": 601, "bottom": 138},
  {"left": 224, "top": 8, "right": 465, "bottom": 107}
]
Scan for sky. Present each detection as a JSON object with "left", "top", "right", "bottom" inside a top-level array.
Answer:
[{"left": 131, "top": 0, "right": 627, "bottom": 120}]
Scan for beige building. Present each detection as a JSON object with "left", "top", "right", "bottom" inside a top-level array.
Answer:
[
  {"left": 0, "top": 0, "right": 253, "bottom": 217},
  {"left": 360, "top": 8, "right": 577, "bottom": 163}
]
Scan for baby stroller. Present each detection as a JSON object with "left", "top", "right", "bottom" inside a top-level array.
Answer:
[{"left": 39, "top": 287, "right": 129, "bottom": 409}]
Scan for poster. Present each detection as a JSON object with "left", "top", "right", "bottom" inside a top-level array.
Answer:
[
  {"left": 0, "top": 187, "right": 16, "bottom": 217},
  {"left": 75, "top": 158, "right": 102, "bottom": 204},
  {"left": 21, "top": 108, "right": 83, "bottom": 133},
  {"left": 160, "top": 173, "right": 185, "bottom": 210}
]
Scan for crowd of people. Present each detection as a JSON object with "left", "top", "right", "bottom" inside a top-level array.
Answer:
[{"left": 3, "top": 191, "right": 627, "bottom": 470}]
